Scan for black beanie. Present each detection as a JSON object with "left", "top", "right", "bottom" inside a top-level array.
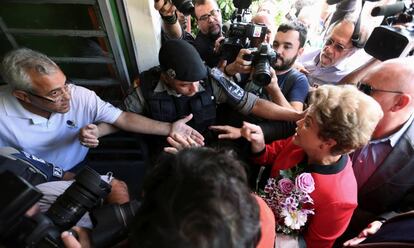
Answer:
[{"left": 159, "top": 39, "right": 207, "bottom": 82}]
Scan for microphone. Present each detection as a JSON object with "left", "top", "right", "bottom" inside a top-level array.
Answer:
[{"left": 371, "top": 1, "right": 406, "bottom": 17}]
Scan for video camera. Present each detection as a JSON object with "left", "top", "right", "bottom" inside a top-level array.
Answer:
[
  {"left": 0, "top": 167, "right": 140, "bottom": 248},
  {"left": 365, "top": 0, "right": 414, "bottom": 60},
  {"left": 220, "top": 0, "right": 268, "bottom": 63}
]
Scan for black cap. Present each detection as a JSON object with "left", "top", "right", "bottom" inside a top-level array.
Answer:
[{"left": 159, "top": 39, "right": 207, "bottom": 82}]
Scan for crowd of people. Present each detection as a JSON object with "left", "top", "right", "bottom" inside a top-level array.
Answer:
[{"left": 1, "top": 0, "right": 414, "bottom": 247}]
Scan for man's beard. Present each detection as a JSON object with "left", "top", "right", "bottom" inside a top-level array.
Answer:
[{"left": 274, "top": 54, "right": 298, "bottom": 71}]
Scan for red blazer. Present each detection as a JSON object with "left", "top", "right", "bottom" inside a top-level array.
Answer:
[{"left": 252, "top": 137, "right": 358, "bottom": 248}]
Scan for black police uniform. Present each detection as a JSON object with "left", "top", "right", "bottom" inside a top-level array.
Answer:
[{"left": 139, "top": 67, "right": 216, "bottom": 136}]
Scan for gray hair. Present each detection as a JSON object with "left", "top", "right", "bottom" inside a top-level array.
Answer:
[
  {"left": 1, "top": 48, "right": 59, "bottom": 91},
  {"left": 325, "top": 15, "right": 368, "bottom": 48}
]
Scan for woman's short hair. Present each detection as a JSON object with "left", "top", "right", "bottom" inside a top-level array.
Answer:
[
  {"left": 130, "top": 147, "right": 261, "bottom": 248},
  {"left": 309, "top": 84, "right": 383, "bottom": 155},
  {"left": 1, "top": 48, "right": 58, "bottom": 91}
]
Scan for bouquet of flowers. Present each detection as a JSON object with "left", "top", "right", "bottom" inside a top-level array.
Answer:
[{"left": 261, "top": 165, "right": 315, "bottom": 235}]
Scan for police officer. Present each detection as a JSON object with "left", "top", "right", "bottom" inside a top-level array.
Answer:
[{"left": 124, "top": 39, "right": 301, "bottom": 155}]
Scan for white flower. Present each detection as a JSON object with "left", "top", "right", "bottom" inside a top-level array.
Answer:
[{"left": 281, "top": 208, "right": 309, "bottom": 230}]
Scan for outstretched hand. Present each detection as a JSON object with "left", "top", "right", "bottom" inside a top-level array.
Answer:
[
  {"left": 343, "top": 220, "right": 383, "bottom": 246},
  {"left": 240, "top": 121, "right": 265, "bottom": 153},
  {"left": 170, "top": 114, "right": 205, "bottom": 146},
  {"left": 209, "top": 125, "right": 242, "bottom": 139},
  {"left": 79, "top": 124, "right": 100, "bottom": 148},
  {"left": 164, "top": 133, "right": 202, "bottom": 154}
]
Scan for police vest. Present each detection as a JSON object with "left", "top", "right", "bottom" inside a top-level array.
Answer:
[{"left": 140, "top": 67, "right": 216, "bottom": 134}]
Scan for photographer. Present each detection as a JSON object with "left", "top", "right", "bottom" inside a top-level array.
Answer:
[
  {"left": 156, "top": 0, "right": 224, "bottom": 68},
  {"left": 213, "top": 21, "right": 310, "bottom": 142}
]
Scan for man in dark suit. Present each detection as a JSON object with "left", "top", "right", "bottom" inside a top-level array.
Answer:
[{"left": 336, "top": 57, "right": 414, "bottom": 246}]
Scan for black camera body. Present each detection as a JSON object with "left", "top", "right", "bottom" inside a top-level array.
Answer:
[
  {"left": 245, "top": 43, "right": 277, "bottom": 87},
  {"left": 0, "top": 167, "right": 111, "bottom": 248},
  {"left": 171, "top": 0, "right": 194, "bottom": 16},
  {"left": 365, "top": 1, "right": 414, "bottom": 60},
  {"left": 220, "top": 0, "right": 267, "bottom": 63},
  {"left": 365, "top": 25, "right": 413, "bottom": 61},
  {"left": 221, "top": 22, "right": 268, "bottom": 62}
]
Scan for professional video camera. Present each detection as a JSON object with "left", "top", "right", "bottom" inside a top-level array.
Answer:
[
  {"left": 244, "top": 43, "right": 277, "bottom": 86},
  {"left": 0, "top": 167, "right": 111, "bottom": 247},
  {"left": 220, "top": 0, "right": 268, "bottom": 63},
  {"left": 365, "top": 0, "right": 414, "bottom": 60}
]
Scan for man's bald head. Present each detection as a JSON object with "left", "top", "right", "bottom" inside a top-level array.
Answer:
[
  {"left": 362, "top": 57, "right": 414, "bottom": 139},
  {"left": 252, "top": 12, "right": 276, "bottom": 44},
  {"left": 365, "top": 57, "right": 414, "bottom": 97}
]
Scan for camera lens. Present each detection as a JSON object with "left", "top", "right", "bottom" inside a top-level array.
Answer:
[
  {"left": 45, "top": 167, "right": 111, "bottom": 230},
  {"left": 253, "top": 60, "right": 272, "bottom": 86},
  {"left": 251, "top": 43, "right": 277, "bottom": 87}
]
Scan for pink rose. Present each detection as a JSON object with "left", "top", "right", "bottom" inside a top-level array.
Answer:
[
  {"left": 278, "top": 178, "right": 294, "bottom": 194},
  {"left": 295, "top": 173, "right": 315, "bottom": 193}
]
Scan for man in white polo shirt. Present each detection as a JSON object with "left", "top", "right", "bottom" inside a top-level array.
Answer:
[{"left": 0, "top": 48, "right": 203, "bottom": 172}]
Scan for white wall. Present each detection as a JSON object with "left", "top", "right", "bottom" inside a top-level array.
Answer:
[{"left": 124, "top": 0, "right": 161, "bottom": 72}]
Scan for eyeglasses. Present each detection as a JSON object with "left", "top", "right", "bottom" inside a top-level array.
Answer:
[
  {"left": 28, "top": 80, "right": 73, "bottom": 103},
  {"left": 357, "top": 82, "right": 403, "bottom": 96},
  {"left": 324, "top": 38, "right": 353, "bottom": 53},
  {"left": 198, "top": 9, "right": 220, "bottom": 22}
]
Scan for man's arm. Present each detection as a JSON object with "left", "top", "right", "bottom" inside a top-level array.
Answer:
[
  {"left": 114, "top": 111, "right": 171, "bottom": 136},
  {"left": 251, "top": 98, "right": 302, "bottom": 121},
  {"left": 155, "top": 0, "right": 183, "bottom": 39},
  {"left": 210, "top": 68, "right": 302, "bottom": 122},
  {"left": 79, "top": 112, "right": 204, "bottom": 148}
]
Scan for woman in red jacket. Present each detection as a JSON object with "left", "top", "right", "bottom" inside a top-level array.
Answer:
[
  {"left": 212, "top": 84, "right": 384, "bottom": 247},
  {"left": 247, "top": 85, "right": 384, "bottom": 247}
]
